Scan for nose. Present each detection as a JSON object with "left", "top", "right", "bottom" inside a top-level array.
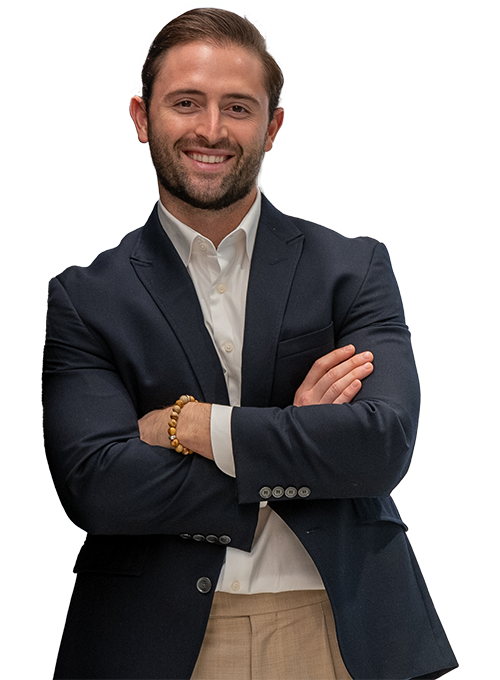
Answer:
[{"left": 195, "top": 105, "right": 228, "bottom": 146}]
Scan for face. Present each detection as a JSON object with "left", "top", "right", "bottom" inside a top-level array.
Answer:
[{"left": 131, "top": 42, "right": 283, "bottom": 212}]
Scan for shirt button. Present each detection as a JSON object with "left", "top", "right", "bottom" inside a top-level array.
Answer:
[
  {"left": 224, "top": 342, "right": 234, "bottom": 353},
  {"left": 231, "top": 581, "right": 241, "bottom": 592},
  {"left": 217, "top": 284, "right": 226, "bottom": 294},
  {"left": 198, "top": 242, "right": 207, "bottom": 252}
]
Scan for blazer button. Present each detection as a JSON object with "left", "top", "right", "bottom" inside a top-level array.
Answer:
[
  {"left": 193, "top": 534, "right": 206, "bottom": 541},
  {"left": 272, "top": 486, "right": 284, "bottom": 498},
  {"left": 298, "top": 486, "right": 311, "bottom": 498},
  {"left": 259, "top": 486, "right": 272, "bottom": 500},
  {"left": 219, "top": 535, "right": 232, "bottom": 545},
  {"left": 285, "top": 487, "right": 298, "bottom": 498},
  {"left": 196, "top": 577, "right": 212, "bottom": 594},
  {"left": 180, "top": 533, "right": 192, "bottom": 540},
  {"left": 206, "top": 535, "right": 218, "bottom": 543}
]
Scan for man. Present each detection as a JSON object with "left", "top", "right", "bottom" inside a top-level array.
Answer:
[{"left": 43, "top": 8, "right": 457, "bottom": 680}]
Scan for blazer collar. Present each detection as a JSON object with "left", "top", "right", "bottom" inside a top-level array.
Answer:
[
  {"left": 129, "top": 196, "right": 304, "bottom": 407},
  {"left": 241, "top": 195, "right": 304, "bottom": 406},
  {"left": 129, "top": 206, "right": 229, "bottom": 405}
]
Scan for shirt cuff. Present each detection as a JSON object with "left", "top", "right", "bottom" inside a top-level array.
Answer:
[{"left": 211, "top": 404, "right": 235, "bottom": 477}]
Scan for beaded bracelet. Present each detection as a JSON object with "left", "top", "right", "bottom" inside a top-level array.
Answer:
[{"left": 168, "top": 395, "right": 198, "bottom": 455}]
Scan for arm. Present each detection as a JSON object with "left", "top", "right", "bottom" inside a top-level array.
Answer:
[
  {"left": 138, "top": 344, "right": 375, "bottom": 457},
  {"left": 231, "top": 242, "right": 420, "bottom": 501},
  {"left": 43, "top": 276, "right": 258, "bottom": 547},
  {"left": 140, "top": 243, "right": 418, "bottom": 501}
]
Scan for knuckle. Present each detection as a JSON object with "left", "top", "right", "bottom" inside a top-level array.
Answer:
[
  {"left": 326, "top": 383, "right": 341, "bottom": 400},
  {"left": 327, "top": 367, "right": 340, "bottom": 383},
  {"left": 294, "top": 389, "right": 304, "bottom": 406},
  {"left": 314, "top": 356, "right": 328, "bottom": 373}
]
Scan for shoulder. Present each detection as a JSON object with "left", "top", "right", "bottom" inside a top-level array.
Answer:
[
  {"left": 260, "top": 195, "right": 385, "bottom": 269},
  {"left": 50, "top": 204, "right": 163, "bottom": 296},
  {"left": 55, "top": 227, "right": 142, "bottom": 286}
]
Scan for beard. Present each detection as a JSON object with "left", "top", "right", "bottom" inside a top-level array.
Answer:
[{"left": 147, "top": 127, "right": 267, "bottom": 211}]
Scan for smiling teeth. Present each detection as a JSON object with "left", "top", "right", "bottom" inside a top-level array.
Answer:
[{"left": 189, "top": 152, "right": 226, "bottom": 164}]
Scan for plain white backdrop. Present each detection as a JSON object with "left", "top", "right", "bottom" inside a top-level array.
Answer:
[{"left": 0, "top": 0, "right": 500, "bottom": 680}]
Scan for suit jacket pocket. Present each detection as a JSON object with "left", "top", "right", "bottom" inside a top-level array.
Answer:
[
  {"left": 353, "top": 497, "right": 408, "bottom": 531},
  {"left": 272, "top": 323, "right": 335, "bottom": 407},
  {"left": 277, "top": 322, "right": 334, "bottom": 359},
  {"left": 73, "top": 534, "right": 152, "bottom": 576}
]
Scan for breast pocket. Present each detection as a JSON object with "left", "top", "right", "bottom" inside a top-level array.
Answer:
[{"left": 271, "top": 322, "right": 335, "bottom": 407}]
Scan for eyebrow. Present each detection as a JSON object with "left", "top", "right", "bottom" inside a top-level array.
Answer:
[{"left": 165, "top": 89, "right": 262, "bottom": 107}]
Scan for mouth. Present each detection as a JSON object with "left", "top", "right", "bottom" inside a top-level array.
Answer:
[
  {"left": 183, "top": 149, "right": 235, "bottom": 172},
  {"left": 185, "top": 151, "right": 230, "bottom": 164}
]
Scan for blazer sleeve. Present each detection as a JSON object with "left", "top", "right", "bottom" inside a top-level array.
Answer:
[
  {"left": 42, "top": 276, "right": 258, "bottom": 548},
  {"left": 231, "top": 242, "right": 421, "bottom": 502}
]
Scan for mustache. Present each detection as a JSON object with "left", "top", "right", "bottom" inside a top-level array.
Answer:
[{"left": 174, "top": 137, "right": 241, "bottom": 154}]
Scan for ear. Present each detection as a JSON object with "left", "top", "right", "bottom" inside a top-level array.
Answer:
[
  {"left": 264, "top": 107, "right": 284, "bottom": 152},
  {"left": 129, "top": 96, "right": 149, "bottom": 143}
]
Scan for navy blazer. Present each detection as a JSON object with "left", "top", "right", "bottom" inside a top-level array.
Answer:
[{"left": 43, "top": 197, "right": 457, "bottom": 679}]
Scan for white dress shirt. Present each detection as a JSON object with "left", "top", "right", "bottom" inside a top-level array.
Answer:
[{"left": 157, "top": 192, "right": 324, "bottom": 594}]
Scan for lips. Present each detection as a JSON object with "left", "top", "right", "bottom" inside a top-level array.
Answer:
[{"left": 186, "top": 152, "right": 228, "bottom": 164}]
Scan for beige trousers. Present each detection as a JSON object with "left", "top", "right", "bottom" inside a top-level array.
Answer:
[{"left": 191, "top": 590, "right": 352, "bottom": 680}]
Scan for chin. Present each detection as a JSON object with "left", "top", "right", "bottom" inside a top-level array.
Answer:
[{"left": 160, "top": 178, "right": 254, "bottom": 212}]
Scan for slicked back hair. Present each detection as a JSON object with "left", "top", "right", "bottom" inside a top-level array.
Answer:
[{"left": 141, "top": 7, "right": 284, "bottom": 122}]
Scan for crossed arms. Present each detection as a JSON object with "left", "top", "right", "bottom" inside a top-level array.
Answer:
[
  {"left": 43, "top": 237, "right": 419, "bottom": 545},
  {"left": 139, "top": 345, "right": 375, "bottom": 460}
]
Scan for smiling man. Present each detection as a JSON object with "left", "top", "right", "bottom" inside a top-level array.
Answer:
[{"left": 43, "top": 8, "right": 457, "bottom": 680}]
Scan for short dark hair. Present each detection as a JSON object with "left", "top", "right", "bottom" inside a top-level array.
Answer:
[{"left": 141, "top": 7, "right": 284, "bottom": 122}]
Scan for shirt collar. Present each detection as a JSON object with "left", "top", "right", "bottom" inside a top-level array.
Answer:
[{"left": 157, "top": 190, "right": 262, "bottom": 267}]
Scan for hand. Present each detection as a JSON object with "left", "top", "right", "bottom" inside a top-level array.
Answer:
[
  {"left": 138, "top": 408, "right": 171, "bottom": 447},
  {"left": 293, "top": 345, "right": 373, "bottom": 407},
  {"left": 138, "top": 402, "right": 213, "bottom": 460}
]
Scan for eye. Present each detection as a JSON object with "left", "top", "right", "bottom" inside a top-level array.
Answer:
[
  {"left": 230, "top": 105, "right": 247, "bottom": 114},
  {"left": 172, "top": 99, "right": 198, "bottom": 112}
]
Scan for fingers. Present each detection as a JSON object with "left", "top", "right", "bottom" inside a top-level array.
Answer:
[
  {"left": 333, "top": 378, "right": 363, "bottom": 405},
  {"left": 294, "top": 345, "right": 374, "bottom": 406},
  {"left": 326, "top": 362, "right": 373, "bottom": 405},
  {"left": 315, "top": 354, "right": 373, "bottom": 405},
  {"left": 298, "top": 345, "right": 357, "bottom": 393}
]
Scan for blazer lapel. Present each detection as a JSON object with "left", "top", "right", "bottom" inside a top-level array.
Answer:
[
  {"left": 241, "top": 196, "right": 304, "bottom": 407},
  {"left": 129, "top": 206, "right": 229, "bottom": 405}
]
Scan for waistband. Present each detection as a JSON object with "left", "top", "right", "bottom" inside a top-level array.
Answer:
[{"left": 209, "top": 589, "right": 329, "bottom": 618}]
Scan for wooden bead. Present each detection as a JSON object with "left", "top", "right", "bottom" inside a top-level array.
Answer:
[{"left": 168, "top": 395, "right": 198, "bottom": 453}]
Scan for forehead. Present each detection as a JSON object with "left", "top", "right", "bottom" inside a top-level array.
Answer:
[{"left": 153, "top": 41, "right": 268, "bottom": 100}]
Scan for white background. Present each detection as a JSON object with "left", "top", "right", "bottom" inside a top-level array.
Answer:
[{"left": 0, "top": 0, "right": 500, "bottom": 680}]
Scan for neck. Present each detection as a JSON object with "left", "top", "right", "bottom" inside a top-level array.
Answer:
[{"left": 158, "top": 185, "right": 258, "bottom": 248}]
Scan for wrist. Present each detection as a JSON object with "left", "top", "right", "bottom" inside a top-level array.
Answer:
[
  {"left": 177, "top": 401, "right": 213, "bottom": 460},
  {"left": 168, "top": 395, "right": 199, "bottom": 455}
]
